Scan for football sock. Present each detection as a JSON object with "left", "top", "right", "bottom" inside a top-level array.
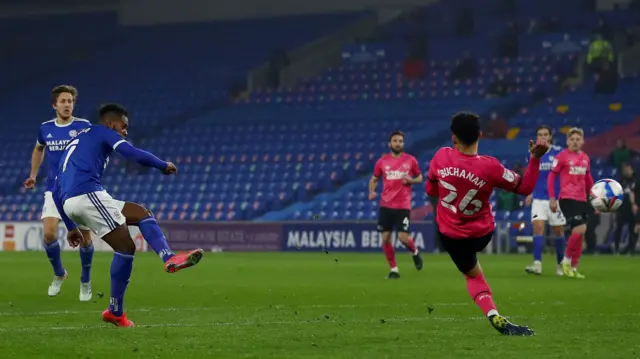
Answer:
[
  {"left": 110, "top": 252, "right": 134, "bottom": 317},
  {"left": 44, "top": 240, "right": 65, "bottom": 277},
  {"left": 532, "top": 235, "right": 544, "bottom": 261},
  {"left": 565, "top": 232, "right": 583, "bottom": 267},
  {"left": 554, "top": 236, "right": 565, "bottom": 264},
  {"left": 382, "top": 241, "right": 397, "bottom": 269},
  {"left": 79, "top": 242, "right": 94, "bottom": 283},
  {"left": 405, "top": 237, "right": 418, "bottom": 255},
  {"left": 571, "top": 233, "right": 583, "bottom": 268},
  {"left": 465, "top": 273, "right": 498, "bottom": 317},
  {"left": 139, "top": 216, "right": 175, "bottom": 262}
]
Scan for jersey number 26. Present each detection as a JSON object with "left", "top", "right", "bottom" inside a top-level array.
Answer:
[{"left": 439, "top": 180, "right": 482, "bottom": 215}]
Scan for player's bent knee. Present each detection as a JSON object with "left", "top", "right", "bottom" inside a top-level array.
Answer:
[
  {"left": 43, "top": 232, "right": 57, "bottom": 244},
  {"left": 102, "top": 225, "right": 136, "bottom": 254}
]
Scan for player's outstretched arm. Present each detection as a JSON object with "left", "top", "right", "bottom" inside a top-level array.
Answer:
[
  {"left": 114, "top": 142, "right": 169, "bottom": 172},
  {"left": 368, "top": 175, "right": 379, "bottom": 200}
]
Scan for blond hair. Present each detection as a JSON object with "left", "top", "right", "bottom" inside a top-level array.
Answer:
[{"left": 567, "top": 127, "right": 584, "bottom": 137}]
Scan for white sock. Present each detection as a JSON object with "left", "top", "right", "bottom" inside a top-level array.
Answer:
[
  {"left": 533, "top": 260, "right": 542, "bottom": 267},
  {"left": 413, "top": 249, "right": 419, "bottom": 255},
  {"left": 487, "top": 309, "right": 499, "bottom": 317},
  {"left": 562, "top": 256, "right": 571, "bottom": 265},
  {"left": 391, "top": 267, "right": 399, "bottom": 273}
]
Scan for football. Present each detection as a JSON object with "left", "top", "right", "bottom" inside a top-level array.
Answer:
[{"left": 589, "top": 179, "right": 625, "bottom": 212}]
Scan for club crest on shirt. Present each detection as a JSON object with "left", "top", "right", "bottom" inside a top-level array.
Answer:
[
  {"left": 69, "top": 130, "right": 78, "bottom": 138},
  {"left": 502, "top": 168, "right": 515, "bottom": 183}
]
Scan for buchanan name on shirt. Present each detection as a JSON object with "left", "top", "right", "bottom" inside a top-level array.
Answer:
[{"left": 436, "top": 166, "right": 487, "bottom": 188}]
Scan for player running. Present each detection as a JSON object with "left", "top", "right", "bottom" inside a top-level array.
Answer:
[
  {"left": 524, "top": 125, "right": 566, "bottom": 276},
  {"left": 53, "top": 103, "right": 203, "bottom": 327},
  {"left": 24, "top": 85, "right": 95, "bottom": 301},
  {"left": 427, "top": 112, "right": 548, "bottom": 336},
  {"left": 369, "top": 130, "right": 423, "bottom": 279},
  {"left": 548, "top": 127, "right": 594, "bottom": 279}
]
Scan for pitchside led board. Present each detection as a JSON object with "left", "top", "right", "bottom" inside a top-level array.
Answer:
[
  {"left": 0, "top": 222, "right": 147, "bottom": 252},
  {"left": 0, "top": 221, "right": 517, "bottom": 254}
]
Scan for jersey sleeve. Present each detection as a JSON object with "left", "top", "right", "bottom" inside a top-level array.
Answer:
[
  {"left": 410, "top": 156, "right": 421, "bottom": 177},
  {"left": 36, "top": 127, "right": 45, "bottom": 146},
  {"left": 373, "top": 159, "right": 382, "bottom": 177},
  {"left": 490, "top": 158, "right": 523, "bottom": 191},
  {"left": 98, "top": 126, "right": 128, "bottom": 150},
  {"left": 551, "top": 151, "right": 565, "bottom": 173}
]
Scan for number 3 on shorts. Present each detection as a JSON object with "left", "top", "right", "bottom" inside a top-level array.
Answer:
[
  {"left": 439, "top": 180, "right": 482, "bottom": 215},
  {"left": 402, "top": 216, "right": 409, "bottom": 231}
]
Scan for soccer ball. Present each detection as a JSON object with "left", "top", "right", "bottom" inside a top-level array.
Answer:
[{"left": 589, "top": 179, "right": 624, "bottom": 212}]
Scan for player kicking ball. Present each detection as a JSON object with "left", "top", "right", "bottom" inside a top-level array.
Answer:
[
  {"left": 369, "top": 131, "right": 423, "bottom": 279},
  {"left": 547, "top": 128, "right": 594, "bottom": 279},
  {"left": 53, "top": 103, "right": 203, "bottom": 327},
  {"left": 24, "top": 85, "right": 94, "bottom": 301},
  {"left": 524, "top": 125, "right": 566, "bottom": 276},
  {"left": 427, "top": 112, "right": 548, "bottom": 336}
]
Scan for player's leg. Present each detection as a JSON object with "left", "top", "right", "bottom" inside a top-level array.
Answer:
[
  {"left": 549, "top": 225, "right": 565, "bottom": 276},
  {"left": 377, "top": 207, "right": 398, "bottom": 278},
  {"left": 548, "top": 202, "right": 567, "bottom": 276},
  {"left": 526, "top": 200, "right": 547, "bottom": 274},
  {"left": 78, "top": 228, "right": 94, "bottom": 301},
  {"left": 441, "top": 233, "right": 534, "bottom": 336},
  {"left": 64, "top": 191, "right": 135, "bottom": 327},
  {"left": 612, "top": 211, "right": 625, "bottom": 254},
  {"left": 120, "top": 202, "right": 203, "bottom": 273},
  {"left": 41, "top": 191, "right": 67, "bottom": 296},
  {"left": 559, "top": 200, "right": 586, "bottom": 279},
  {"left": 622, "top": 210, "right": 637, "bottom": 255},
  {"left": 394, "top": 210, "right": 422, "bottom": 270},
  {"left": 100, "top": 225, "right": 136, "bottom": 328}
]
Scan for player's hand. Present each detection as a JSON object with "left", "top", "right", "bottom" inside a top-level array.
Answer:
[
  {"left": 549, "top": 198, "right": 558, "bottom": 213},
  {"left": 66, "top": 229, "right": 84, "bottom": 248},
  {"left": 401, "top": 175, "right": 412, "bottom": 185},
  {"left": 529, "top": 138, "right": 550, "bottom": 158},
  {"left": 368, "top": 192, "right": 377, "bottom": 201},
  {"left": 525, "top": 195, "right": 533, "bottom": 207},
  {"left": 163, "top": 162, "right": 177, "bottom": 175},
  {"left": 24, "top": 177, "right": 36, "bottom": 189}
]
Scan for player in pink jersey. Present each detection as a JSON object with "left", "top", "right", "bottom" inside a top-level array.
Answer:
[
  {"left": 369, "top": 130, "right": 423, "bottom": 279},
  {"left": 426, "top": 112, "right": 549, "bottom": 336},
  {"left": 547, "top": 127, "right": 594, "bottom": 279}
]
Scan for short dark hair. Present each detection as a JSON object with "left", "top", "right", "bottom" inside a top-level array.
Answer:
[
  {"left": 51, "top": 85, "right": 77, "bottom": 104},
  {"left": 451, "top": 111, "right": 480, "bottom": 145},
  {"left": 388, "top": 130, "right": 405, "bottom": 142},
  {"left": 536, "top": 125, "right": 553, "bottom": 136},
  {"left": 98, "top": 103, "right": 128, "bottom": 118}
]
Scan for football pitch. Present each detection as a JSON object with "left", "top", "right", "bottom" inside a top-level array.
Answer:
[{"left": 0, "top": 252, "right": 638, "bottom": 359}]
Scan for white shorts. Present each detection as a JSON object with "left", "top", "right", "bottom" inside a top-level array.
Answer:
[
  {"left": 41, "top": 191, "right": 62, "bottom": 220},
  {"left": 531, "top": 199, "right": 566, "bottom": 226},
  {"left": 63, "top": 190, "right": 126, "bottom": 238}
]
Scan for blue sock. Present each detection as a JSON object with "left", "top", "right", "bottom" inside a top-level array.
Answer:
[
  {"left": 533, "top": 235, "right": 544, "bottom": 261},
  {"left": 138, "top": 216, "right": 175, "bottom": 262},
  {"left": 44, "top": 240, "right": 65, "bottom": 277},
  {"left": 110, "top": 252, "right": 134, "bottom": 317},
  {"left": 554, "top": 237, "right": 565, "bottom": 264},
  {"left": 79, "top": 243, "right": 94, "bottom": 283}
]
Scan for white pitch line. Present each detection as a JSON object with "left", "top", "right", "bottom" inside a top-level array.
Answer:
[{"left": 0, "top": 301, "right": 564, "bottom": 317}]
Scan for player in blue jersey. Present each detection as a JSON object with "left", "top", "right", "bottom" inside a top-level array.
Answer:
[
  {"left": 24, "top": 85, "right": 96, "bottom": 301},
  {"left": 53, "top": 103, "right": 204, "bottom": 327},
  {"left": 524, "top": 125, "right": 566, "bottom": 276}
]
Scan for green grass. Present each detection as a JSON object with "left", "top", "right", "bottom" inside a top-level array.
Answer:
[{"left": 0, "top": 252, "right": 638, "bottom": 359}]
